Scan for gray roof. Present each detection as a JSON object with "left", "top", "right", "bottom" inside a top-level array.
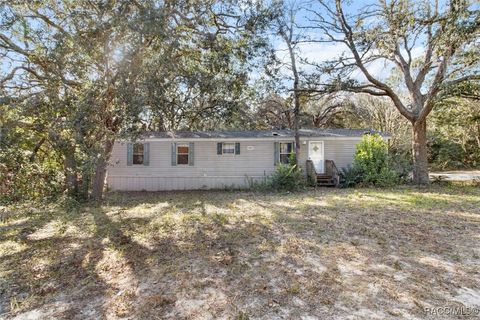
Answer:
[{"left": 143, "top": 128, "right": 388, "bottom": 139}]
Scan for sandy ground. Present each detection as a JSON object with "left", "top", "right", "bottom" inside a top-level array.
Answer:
[
  {"left": 1, "top": 186, "right": 480, "bottom": 319},
  {"left": 430, "top": 170, "right": 480, "bottom": 181}
]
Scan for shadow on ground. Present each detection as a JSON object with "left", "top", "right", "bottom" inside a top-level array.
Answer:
[{"left": 1, "top": 185, "right": 479, "bottom": 319}]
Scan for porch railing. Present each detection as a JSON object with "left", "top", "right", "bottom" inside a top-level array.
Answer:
[
  {"left": 306, "top": 159, "right": 340, "bottom": 187},
  {"left": 325, "top": 160, "right": 340, "bottom": 186},
  {"left": 306, "top": 159, "right": 317, "bottom": 186}
]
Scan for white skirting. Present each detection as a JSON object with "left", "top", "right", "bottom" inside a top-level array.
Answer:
[{"left": 107, "top": 175, "right": 268, "bottom": 191}]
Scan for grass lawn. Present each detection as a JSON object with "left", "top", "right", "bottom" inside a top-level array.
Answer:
[{"left": 1, "top": 185, "right": 480, "bottom": 319}]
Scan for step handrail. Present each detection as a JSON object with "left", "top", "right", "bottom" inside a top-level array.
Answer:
[
  {"left": 325, "top": 160, "right": 340, "bottom": 187},
  {"left": 307, "top": 159, "right": 340, "bottom": 187},
  {"left": 306, "top": 159, "right": 317, "bottom": 186}
]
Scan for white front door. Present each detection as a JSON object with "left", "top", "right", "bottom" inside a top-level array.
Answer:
[{"left": 308, "top": 141, "right": 324, "bottom": 173}]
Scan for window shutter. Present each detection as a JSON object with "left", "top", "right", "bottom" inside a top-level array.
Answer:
[
  {"left": 188, "top": 142, "right": 194, "bottom": 166},
  {"left": 143, "top": 143, "right": 150, "bottom": 166},
  {"left": 171, "top": 142, "right": 177, "bottom": 166},
  {"left": 217, "top": 142, "right": 222, "bottom": 155},
  {"left": 127, "top": 143, "right": 133, "bottom": 166},
  {"left": 235, "top": 142, "right": 240, "bottom": 155},
  {"left": 274, "top": 142, "right": 280, "bottom": 166},
  {"left": 291, "top": 142, "right": 296, "bottom": 164}
]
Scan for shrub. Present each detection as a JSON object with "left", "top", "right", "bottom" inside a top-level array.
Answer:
[
  {"left": 288, "top": 151, "right": 296, "bottom": 166},
  {"left": 269, "top": 163, "right": 305, "bottom": 191},
  {"left": 389, "top": 152, "right": 412, "bottom": 183},
  {"left": 428, "top": 133, "right": 480, "bottom": 170},
  {"left": 339, "top": 165, "right": 362, "bottom": 188},
  {"left": 341, "top": 133, "right": 401, "bottom": 187},
  {"left": 0, "top": 148, "right": 64, "bottom": 204}
]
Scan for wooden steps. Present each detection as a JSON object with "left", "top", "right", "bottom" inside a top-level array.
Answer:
[
  {"left": 316, "top": 174, "right": 337, "bottom": 186},
  {"left": 307, "top": 159, "right": 340, "bottom": 187}
]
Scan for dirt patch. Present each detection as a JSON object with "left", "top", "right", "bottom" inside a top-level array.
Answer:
[{"left": 1, "top": 186, "right": 479, "bottom": 319}]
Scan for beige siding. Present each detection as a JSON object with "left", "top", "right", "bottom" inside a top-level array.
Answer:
[
  {"left": 297, "top": 139, "right": 360, "bottom": 172},
  {"left": 108, "top": 140, "right": 280, "bottom": 191},
  {"left": 107, "top": 138, "right": 360, "bottom": 191}
]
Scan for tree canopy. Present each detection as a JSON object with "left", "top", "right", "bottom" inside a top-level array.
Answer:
[{"left": 1, "top": 0, "right": 479, "bottom": 202}]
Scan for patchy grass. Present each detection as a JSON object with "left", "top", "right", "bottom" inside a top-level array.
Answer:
[{"left": 1, "top": 185, "right": 480, "bottom": 319}]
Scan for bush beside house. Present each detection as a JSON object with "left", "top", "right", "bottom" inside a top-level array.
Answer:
[
  {"left": 268, "top": 153, "right": 305, "bottom": 191},
  {"left": 341, "top": 134, "right": 407, "bottom": 187}
]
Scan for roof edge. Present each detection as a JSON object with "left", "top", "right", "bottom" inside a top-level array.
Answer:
[{"left": 119, "top": 128, "right": 391, "bottom": 140}]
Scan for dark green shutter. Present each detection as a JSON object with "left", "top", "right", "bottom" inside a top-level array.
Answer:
[
  {"left": 235, "top": 142, "right": 240, "bottom": 155},
  {"left": 188, "top": 142, "right": 194, "bottom": 166},
  {"left": 143, "top": 143, "right": 150, "bottom": 166},
  {"left": 274, "top": 142, "right": 280, "bottom": 166},
  {"left": 217, "top": 142, "right": 222, "bottom": 155},
  {"left": 127, "top": 143, "right": 133, "bottom": 166},
  {"left": 291, "top": 142, "right": 296, "bottom": 165},
  {"left": 171, "top": 142, "right": 177, "bottom": 166}
]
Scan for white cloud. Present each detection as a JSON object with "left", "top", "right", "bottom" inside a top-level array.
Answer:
[
  {"left": 274, "top": 36, "right": 426, "bottom": 85},
  {"left": 298, "top": 42, "right": 348, "bottom": 64}
]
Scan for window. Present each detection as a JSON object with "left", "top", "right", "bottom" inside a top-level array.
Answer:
[
  {"left": 279, "top": 142, "right": 294, "bottom": 164},
  {"left": 222, "top": 143, "right": 235, "bottom": 154},
  {"left": 177, "top": 144, "right": 189, "bottom": 165},
  {"left": 217, "top": 142, "right": 240, "bottom": 155},
  {"left": 133, "top": 143, "right": 144, "bottom": 165}
]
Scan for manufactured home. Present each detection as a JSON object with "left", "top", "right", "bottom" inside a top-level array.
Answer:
[{"left": 107, "top": 129, "right": 386, "bottom": 191}]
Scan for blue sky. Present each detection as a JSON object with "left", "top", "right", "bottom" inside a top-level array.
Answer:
[
  {"left": 2, "top": 0, "right": 475, "bottom": 97},
  {"left": 263, "top": 0, "right": 395, "bottom": 88},
  {"left": 268, "top": 0, "right": 469, "bottom": 87}
]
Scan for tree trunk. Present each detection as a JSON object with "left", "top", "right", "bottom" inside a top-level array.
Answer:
[
  {"left": 285, "top": 34, "right": 301, "bottom": 166},
  {"left": 29, "top": 137, "right": 46, "bottom": 163},
  {"left": 294, "top": 101, "right": 300, "bottom": 167},
  {"left": 64, "top": 148, "right": 79, "bottom": 197},
  {"left": 91, "top": 139, "right": 114, "bottom": 202},
  {"left": 412, "top": 118, "right": 429, "bottom": 185},
  {"left": 79, "top": 168, "right": 91, "bottom": 201}
]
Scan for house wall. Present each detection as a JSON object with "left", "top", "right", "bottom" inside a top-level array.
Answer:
[
  {"left": 301, "top": 139, "right": 361, "bottom": 171},
  {"left": 107, "top": 138, "right": 361, "bottom": 191}
]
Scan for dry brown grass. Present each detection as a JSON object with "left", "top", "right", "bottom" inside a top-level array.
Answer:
[{"left": 1, "top": 185, "right": 480, "bottom": 319}]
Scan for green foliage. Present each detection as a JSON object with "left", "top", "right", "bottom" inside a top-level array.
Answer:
[
  {"left": 0, "top": 0, "right": 274, "bottom": 203},
  {"left": 354, "top": 134, "right": 389, "bottom": 179},
  {"left": 389, "top": 152, "right": 413, "bottom": 183},
  {"left": 58, "top": 195, "right": 83, "bottom": 213},
  {"left": 288, "top": 152, "right": 296, "bottom": 166},
  {"left": 341, "top": 134, "right": 401, "bottom": 187},
  {"left": 0, "top": 149, "right": 63, "bottom": 204},
  {"left": 309, "top": 1, "right": 479, "bottom": 184},
  {"left": 339, "top": 165, "right": 362, "bottom": 188},
  {"left": 0, "top": 104, "right": 64, "bottom": 204},
  {"left": 428, "top": 135, "right": 471, "bottom": 169},
  {"left": 268, "top": 164, "right": 305, "bottom": 191},
  {"left": 429, "top": 96, "right": 480, "bottom": 170}
]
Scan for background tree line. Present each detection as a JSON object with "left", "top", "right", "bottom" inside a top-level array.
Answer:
[{"left": 1, "top": 0, "right": 478, "bottom": 203}]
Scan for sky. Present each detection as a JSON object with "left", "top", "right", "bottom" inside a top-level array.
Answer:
[
  {"left": 269, "top": 0, "right": 477, "bottom": 90},
  {"left": 2, "top": 0, "right": 475, "bottom": 97},
  {"left": 267, "top": 0, "right": 430, "bottom": 89},
  {"left": 270, "top": 0, "right": 387, "bottom": 84}
]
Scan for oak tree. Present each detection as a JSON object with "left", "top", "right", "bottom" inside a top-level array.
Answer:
[{"left": 310, "top": 0, "right": 479, "bottom": 184}]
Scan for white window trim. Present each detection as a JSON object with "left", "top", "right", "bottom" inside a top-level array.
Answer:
[{"left": 221, "top": 142, "right": 236, "bottom": 155}]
